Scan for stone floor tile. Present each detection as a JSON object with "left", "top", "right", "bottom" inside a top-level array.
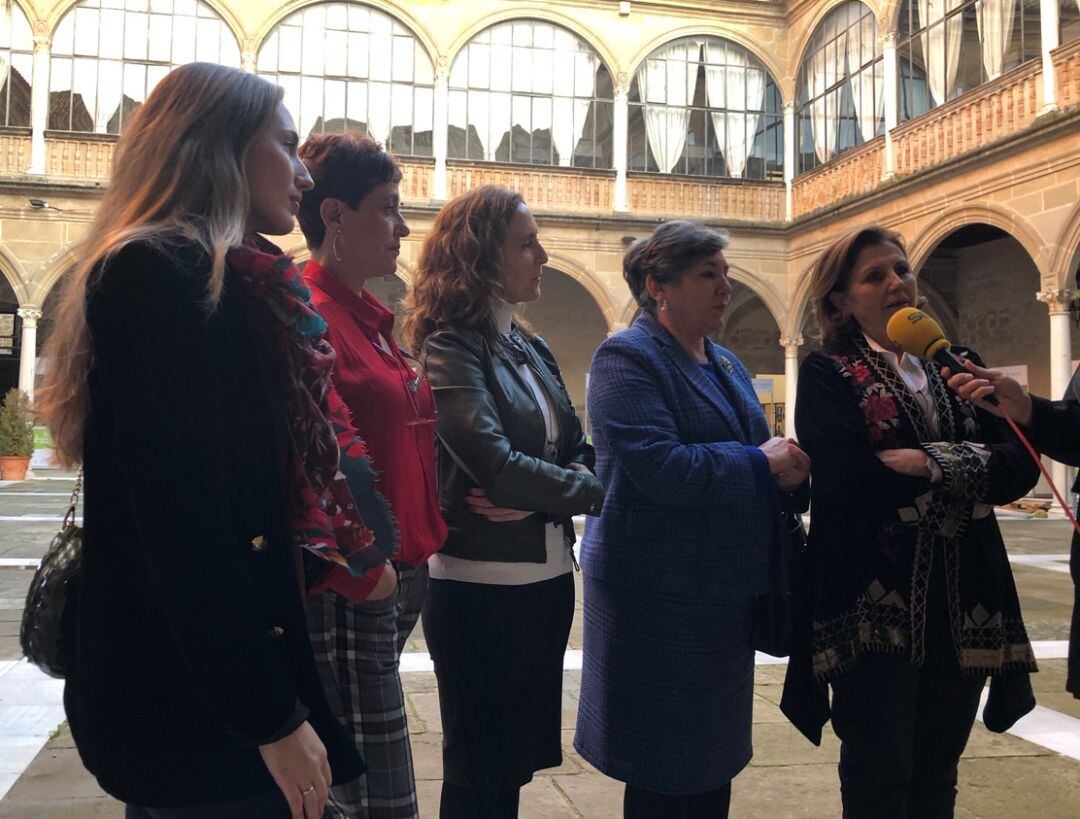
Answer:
[
  {"left": 409, "top": 731, "right": 444, "bottom": 782},
  {"left": 550, "top": 772, "right": 623, "bottom": 819},
  {"left": 962, "top": 720, "right": 1051, "bottom": 758},
  {"left": 520, "top": 777, "right": 579, "bottom": 818},
  {"left": 752, "top": 692, "right": 790, "bottom": 724},
  {"left": 730, "top": 762, "right": 841, "bottom": 817},
  {"left": 408, "top": 691, "right": 443, "bottom": 734},
  {"left": 749, "top": 721, "right": 841, "bottom": 767},
  {"left": 956, "top": 755, "right": 1080, "bottom": 818}
]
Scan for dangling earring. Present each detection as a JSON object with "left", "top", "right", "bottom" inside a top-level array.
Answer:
[
  {"left": 332, "top": 231, "right": 343, "bottom": 263},
  {"left": 659, "top": 298, "right": 669, "bottom": 312}
]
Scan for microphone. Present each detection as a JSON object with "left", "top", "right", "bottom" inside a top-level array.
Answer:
[{"left": 886, "top": 307, "right": 999, "bottom": 406}]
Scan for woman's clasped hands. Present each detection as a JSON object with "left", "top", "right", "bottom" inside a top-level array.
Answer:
[{"left": 759, "top": 437, "right": 811, "bottom": 491}]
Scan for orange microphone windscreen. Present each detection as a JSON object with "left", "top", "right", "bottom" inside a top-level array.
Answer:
[{"left": 886, "top": 307, "right": 951, "bottom": 360}]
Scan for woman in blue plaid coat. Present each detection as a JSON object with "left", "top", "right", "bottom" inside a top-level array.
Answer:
[{"left": 574, "top": 221, "right": 810, "bottom": 818}]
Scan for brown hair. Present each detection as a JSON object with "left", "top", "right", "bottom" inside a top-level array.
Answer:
[
  {"left": 38, "top": 63, "right": 282, "bottom": 466},
  {"left": 623, "top": 220, "right": 730, "bottom": 314},
  {"left": 402, "top": 186, "right": 524, "bottom": 351},
  {"left": 808, "top": 225, "right": 908, "bottom": 347},
  {"left": 297, "top": 132, "right": 402, "bottom": 249}
]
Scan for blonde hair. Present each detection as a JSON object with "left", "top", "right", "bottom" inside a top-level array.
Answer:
[
  {"left": 402, "top": 186, "right": 524, "bottom": 352},
  {"left": 38, "top": 63, "right": 284, "bottom": 466}
]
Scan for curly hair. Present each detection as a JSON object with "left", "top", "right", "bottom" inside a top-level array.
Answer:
[
  {"left": 808, "top": 224, "right": 908, "bottom": 347},
  {"left": 297, "top": 132, "right": 401, "bottom": 250},
  {"left": 623, "top": 221, "right": 729, "bottom": 314},
  {"left": 402, "top": 185, "right": 524, "bottom": 352}
]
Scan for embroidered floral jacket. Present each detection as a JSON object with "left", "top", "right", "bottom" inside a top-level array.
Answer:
[{"left": 794, "top": 337, "right": 1038, "bottom": 680}]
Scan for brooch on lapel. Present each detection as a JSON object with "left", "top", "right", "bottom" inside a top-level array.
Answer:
[{"left": 716, "top": 356, "right": 735, "bottom": 376}]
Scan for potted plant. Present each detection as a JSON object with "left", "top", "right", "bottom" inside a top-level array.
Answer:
[{"left": 0, "top": 388, "right": 35, "bottom": 481}]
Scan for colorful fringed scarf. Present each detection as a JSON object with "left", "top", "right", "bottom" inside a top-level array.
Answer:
[{"left": 227, "top": 235, "right": 396, "bottom": 586}]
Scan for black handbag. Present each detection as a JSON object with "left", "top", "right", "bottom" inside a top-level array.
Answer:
[
  {"left": 752, "top": 503, "right": 807, "bottom": 658},
  {"left": 20, "top": 469, "right": 83, "bottom": 679}
]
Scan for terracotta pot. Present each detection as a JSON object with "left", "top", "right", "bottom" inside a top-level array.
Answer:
[{"left": 0, "top": 455, "right": 31, "bottom": 481}]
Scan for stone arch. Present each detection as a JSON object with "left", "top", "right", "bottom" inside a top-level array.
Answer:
[
  {"left": 252, "top": 0, "right": 438, "bottom": 70},
  {"left": 0, "top": 244, "right": 31, "bottom": 306},
  {"left": 445, "top": 10, "right": 619, "bottom": 84},
  {"left": 626, "top": 27, "right": 787, "bottom": 102},
  {"left": 543, "top": 251, "right": 618, "bottom": 332},
  {"left": 30, "top": 245, "right": 80, "bottom": 306},
  {"left": 1050, "top": 199, "right": 1080, "bottom": 290},
  {"left": 907, "top": 204, "right": 1051, "bottom": 285},
  {"left": 46, "top": 0, "right": 245, "bottom": 55},
  {"left": 786, "top": 259, "right": 818, "bottom": 341},
  {"left": 727, "top": 264, "right": 786, "bottom": 331},
  {"left": 789, "top": 0, "right": 887, "bottom": 86}
]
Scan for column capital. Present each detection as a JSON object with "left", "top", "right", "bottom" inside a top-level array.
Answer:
[
  {"left": 780, "top": 335, "right": 804, "bottom": 350},
  {"left": 1036, "top": 288, "right": 1080, "bottom": 312},
  {"left": 33, "top": 34, "right": 50, "bottom": 51},
  {"left": 878, "top": 30, "right": 900, "bottom": 48},
  {"left": 782, "top": 100, "right": 797, "bottom": 114},
  {"left": 241, "top": 44, "right": 257, "bottom": 73},
  {"left": 614, "top": 72, "right": 631, "bottom": 98},
  {"left": 17, "top": 307, "right": 42, "bottom": 325}
]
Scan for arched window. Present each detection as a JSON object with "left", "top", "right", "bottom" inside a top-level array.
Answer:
[
  {"left": 627, "top": 36, "right": 783, "bottom": 179},
  {"left": 448, "top": 20, "right": 613, "bottom": 168},
  {"left": 897, "top": 0, "right": 1041, "bottom": 122},
  {"left": 0, "top": 3, "right": 33, "bottom": 128},
  {"left": 258, "top": 3, "right": 434, "bottom": 156},
  {"left": 49, "top": 0, "right": 240, "bottom": 134},
  {"left": 795, "top": 1, "right": 883, "bottom": 175}
]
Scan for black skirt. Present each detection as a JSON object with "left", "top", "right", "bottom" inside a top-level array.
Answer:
[{"left": 422, "top": 573, "right": 575, "bottom": 787}]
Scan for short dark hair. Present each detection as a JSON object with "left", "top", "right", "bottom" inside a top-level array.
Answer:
[
  {"left": 297, "top": 132, "right": 402, "bottom": 249},
  {"left": 623, "top": 220, "right": 730, "bottom": 314}
]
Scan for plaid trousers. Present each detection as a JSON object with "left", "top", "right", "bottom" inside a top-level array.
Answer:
[{"left": 308, "top": 562, "right": 429, "bottom": 819}]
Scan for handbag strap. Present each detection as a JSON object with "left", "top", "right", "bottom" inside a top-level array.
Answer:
[{"left": 62, "top": 468, "right": 83, "bottom": 529}]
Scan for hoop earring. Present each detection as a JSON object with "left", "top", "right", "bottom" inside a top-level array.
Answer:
[{"left": 332, "top": 231, "right": 343, "bottom": 263}]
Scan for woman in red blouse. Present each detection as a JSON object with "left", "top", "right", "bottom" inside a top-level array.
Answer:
[{"left": 296, "top": 132, "right": 445, "bottom": 819}]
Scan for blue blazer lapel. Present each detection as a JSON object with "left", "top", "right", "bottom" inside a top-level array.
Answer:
[
  {"left": 705, "top": 342, "right": 770, "bottom": 444},
  {"left": 640, "top": 313, "right": 749, "bottom": 443}
]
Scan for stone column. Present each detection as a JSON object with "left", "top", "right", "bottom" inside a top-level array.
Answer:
[
  {"left": 432, "top": 60, "right": 450, "bottom": 203},
  {"left": 781, "top": 335, "right": 803, "bottom": 439},
  {"left": 1036, "top": 288, "right": 1078, "bottom": 499},
  {"left": 17, "top": 307, "right": 42, "bottom": 402},
  {"left": 613, "top": 75, "right": 630, "bottom": 212},
  {"left": 881, "top": 31, "right": 899, "bottom": 180},
  {"left": 782, "top": 101, "right": 795, "bottom": 221},
  {"left": 1039, "top": 0, "right": 1060, "bottom": 115},
  {"left": 27, "top": 35, "right": 51, "bottom": 175},
  {"left": 241, "top": 44, "right": 257, "bottom": 73}
]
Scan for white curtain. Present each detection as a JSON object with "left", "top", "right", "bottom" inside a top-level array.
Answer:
[
  {"left": 0, "top": 3, "right": 10, "bottom": 89},
  {"left": 638, "top": 41, "right": 700, "bottom": 174},
  {"left": 919, "top": 0, "right": 964, "bottom": 106},
  {"left": 704, "top": 49, "right": 764, "bottom": 179},
  {"left": 975, "top": 0, "right": 1015, "bottom": 80},
  {"left": 551, "top": 50, "right": 597, "bottom": 166},
  {"left": 806, "top": 23, "right": 846, "bottom": 163},
  {"left": 851, "top": 13, "right": 884, "bottom": 142}
]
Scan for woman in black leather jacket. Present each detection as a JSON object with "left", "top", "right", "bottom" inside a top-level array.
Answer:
[{"left": 403, "top": 186, "right": 604, "bottom": 819}]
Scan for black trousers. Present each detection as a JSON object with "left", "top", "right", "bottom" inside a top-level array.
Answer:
[
  {"left": 623, "top": 783, "right": 731, "bottom": 819},
  {"left": 125, "top": 790, "right": 291, "bottom": 818},
  {"left": 829, "top": 547, "right": 987, "bottom": 819}
]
